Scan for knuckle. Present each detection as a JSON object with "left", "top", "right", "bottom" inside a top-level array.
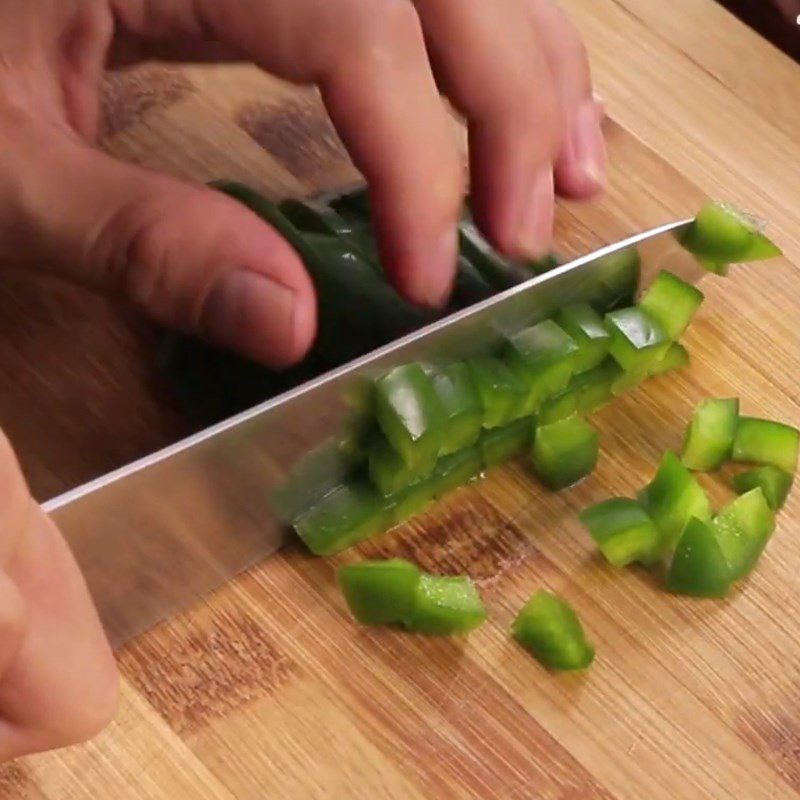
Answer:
[{"left": 347, "top": 0, "right": 424, "bottom": 59}]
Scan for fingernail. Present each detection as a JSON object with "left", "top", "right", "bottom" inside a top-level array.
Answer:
[
  {"left": 203, "top": 269, "right": 297, "bottom": 363},
  {"left": 517, "top": 168, "right": 555, "bottom": 258},
  {"left": 409, "top": 227, "right": 458, "bottom": 309},
  {"left": 571, "top": 101, "right": 607, "bottom": 188}
]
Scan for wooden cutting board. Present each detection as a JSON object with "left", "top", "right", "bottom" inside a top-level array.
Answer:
[{"left": 2, "top": 1, "right": 800, "bottom": 798}]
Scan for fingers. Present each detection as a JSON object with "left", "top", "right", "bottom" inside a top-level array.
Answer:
[
  {"left": 0, "top": 430, "right": 117, "bottom": 761},
  {"left": 114, "top": 0, "right": 464, "bottom": 308},
  {"left": 2, "top": 130, "right": 317, "bottom": 368},
  {"left": 412, "top": 0, "right": 561, "bottom": 260},
  {"left": 524, "top": 0, "right": 606, "bottom": 200}
]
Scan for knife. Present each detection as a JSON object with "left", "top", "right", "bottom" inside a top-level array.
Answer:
[{"left": 43, "top": 217, "right": 701, "bottom": 649}]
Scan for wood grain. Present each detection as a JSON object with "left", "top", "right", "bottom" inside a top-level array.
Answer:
[{"left": 1, "top": 0, "right": 799, "bottom": 797}]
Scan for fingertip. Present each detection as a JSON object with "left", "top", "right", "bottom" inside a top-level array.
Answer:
[{"left": 554, "top": 100, "right": 607, "bottom": 200}]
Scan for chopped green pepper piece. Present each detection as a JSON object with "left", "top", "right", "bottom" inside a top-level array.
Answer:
[
  {"left": 459, "top": 220, "right": 529, "bottom": 289},
  {"left": 667, "top": 517, "right": 732, "bottom": 598},
  {"left": 374, "top": 364, "right": 445, "bottom": 467},
  {"left": 531, "top": 414, "right": 599, "bottom": 490},
  {"left": 639, "top": 271, "right": 704, "bottom": 340},
  {"left": 431, "top": 363, "right": 484, "bottom": 455},
  {"left": 555, "top": 304, "right": 612, "bottom": 374},
  {"left": 433, "top": 446, "right": 483, "bottom": 498},
  {"left": 731, "top": 465, "right": 793, "bottom": 511},
  {"left": 466, "top": 357, "right": 528, "bottom": 428},
  {"left": 649, "top": 342, "right": 690, "bottom": 377},
  {"left": 504, "top": 320, "right": 578, "bottom": 414},
  {"left": 579, "top": 498, "right": 662, "bottom": 567},
  {"left": 681, "top": 397, "right": 740, "bottom": 471},
  {"left": 712, "top": 488, "right": 775, "bottom": 581},
  {"left": 570, "top": 358, "right": 621, "bottom": 414},
  {"left": 591, "top": 246, "right": 642, "bottom": 312},
  {"left": 610, "top": 368, "right": 644, "bottom": 397},
  {"left": 678, "top": 201, "right": 781, "bottom": 264},
  {"left": 404, "top": 574, "right": 487, "bottom": 635},
  {"left": 638, "top": 451, "right": 712, "bottom": 555},
  {"left": 385, "top": 479, "right": 436, "bottom": 526},
  {"left": 605, "top": 307, "right": 671, "bottom": 373},
  {"left": 338, "top": 559, "right": 421, "bottom": 625},
  {"left": 732, "top": 417, "right": 799, "bottom": 474},
  {"left": 479, "top": 417, "right": 534, "bottom": 467},
  {"left": 511, "top": 590, "right": 595, "bottom": 671},
  {"left": 538, "top": 388, "right": 578, "bottom": 425},
  {"left": 368, "top": 437, "right": 435, "bottom": 498},
  {"left": 295, "top": 482, "right": 388, "bottom": 556}
]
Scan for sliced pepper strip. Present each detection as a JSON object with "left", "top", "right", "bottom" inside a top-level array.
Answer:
[{"left": 732, "top": 416, "right": 799, "bottom": 474}]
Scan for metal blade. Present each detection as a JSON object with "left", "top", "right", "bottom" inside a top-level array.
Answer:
[{"left": 44, "top": 218, "right": 700, "bottom": 648}]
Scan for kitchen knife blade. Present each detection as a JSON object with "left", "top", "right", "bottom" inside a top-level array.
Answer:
[{"left": 44, "top": 218, "right": 701, "bottom": 648}]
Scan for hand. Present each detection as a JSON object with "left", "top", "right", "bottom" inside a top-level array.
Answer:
[
  {"left": 0, "top": 0, "right": 603, "bottom": 759},
  {"left": 770, "top": 0, "right": 799, "bottom": 21}
]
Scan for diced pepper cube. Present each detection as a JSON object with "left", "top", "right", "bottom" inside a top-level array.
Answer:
[
  {"left": 638, "top": 451, "right": 712, "bottom": 555},
  {"left": 610, "top": 369, "right": 644, "bottom": 397},
  {"left": 539, "top": 388, "right": 578, "bottom": 425},
  {"left": 511, "top": 590, "right": 595, "bottom": 671},
  {"left": 731, "top": 465, "right": 793, "bottom": 511},
  {"left": 555, "top": 304, "right": 612, "bottom": 373},
  {"left": 531, "top": 414, "right": 599, "bottom": 490},
  {"left": 479, "top": 417, "right": 534, "bottom": 468},
  {"left": 639, "top": 271, "right": 704, "bottom": 340},
  {"left": 433, "top": 446, "right": 483, "bottom": 498},
  {"left": 681, "top": 397, "right": 740, "bottom": 471},
  {"left": 605, "top": 307, "right": 671, "bottom": 373},
  {"left": 570, "top": 358, "right": 622, "bottom": 414},
  {"left": 712, "top": 488, "right": 775, "bottom": 581},
  {"left": 667, "top": 517, "right": 732, "bottom": 598},
  {"left": 678, "top": 201, "right": 781, "bottom": 264},
  {"left": 732, "top": 417, "right": 799, "bottom": 474},
  {"left": 431, "top": 363, "right": 484, "bottom": 456},
  {"left": 295, "top": 482, "right": 389, "bottom": 556},
  {"left": 504, "top": 320, "right": 578, "bottom": 414},
  {"left": 579, "top": 498, "right": 662, "bottom": 567},
  {"left": 649, "top": 342, "right": 690, "bottom": 377},
  {"left": 338, "top": 559, "right": 421, "bottom": 625},
  {"left": 590, "top": 246, "right": 642, "bottom": 312},
  {"left": 403, "top": 575, "right": 486, "bottom": 635},
  {"left": 385, "top": 479, "right": 436, "bottom": 526},
  {"left": 369, "top": 437, "right": 435, "bottom": 498},
  {"left": 374, "top": 364, "right": 445, "bottom": 467},
  {"left": 466, "top": 357, "right": 528, "bottom": 428}
]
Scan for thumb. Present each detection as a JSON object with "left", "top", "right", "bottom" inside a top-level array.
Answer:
[{"left": 4, "top": 133, "right": 317, "bottom": 369}]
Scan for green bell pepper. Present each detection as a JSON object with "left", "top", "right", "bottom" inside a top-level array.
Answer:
[
  {"left": 638, "top": 451, "right": 712, "bottom": 555},
  {"left": 368, "top": 437, "right": 435, "bottom": 498},
  {"left": 338, "top": 559, "right": 421, "bottom": 625},
  {"left": 432, "top": 446, "right": 483, "bottom": 498},
  {"left": 605, "top": 306, "right": 671, "bottom": 374},
  {"left": 712, "top": 488, "right": 775, "bottom": 582},
  {"left": 731, "top": 465, "right": 793, "bottom": 511},
  {"left": 667, "top": 517, "right": 732, "bottom": 598},
  {"left": 590, "top": 246, "right": 642, "bottom": 312},
  {"left": 466, "top": 357, "right": 528, "bottom": 428},
  {"left": 504, "top": 320, "right": 579, "bottom": 414},
  {"left": 373, "top": 364, "right": 445, "bottom": 467},
  {"left": 511, "top": 590, "right": 595, "bottom": 671},
  {"left": 610, "top": 368, "right": 644, "bottom": 397},
  {"left": 479, "top": 417, "right": 534, "bottom": 468},
  {"left": 459, "top": 219, "right": 528, "bottom": 289},
  {"left": 403, "top": 574, "right": 487, "bottom": 635},
  {"left": 531, "top": 413, "right": 599, "bottom": 490},
  {"left": 579, "top": 497, "right": 662, "bottom": 567},
  {"left": 732, "top": 417, "right": 799, "bottom": 474},
  {"left": 555, "top": 304, "right": 611, "bottom": 374},
  {"left": 570, "top": 358, "right": 621, "bottom": 413},
  {"left": 431, "top": 363, "right": 484, "bottom": 455},
  {"left": 678, "top": 201, "right": 782, "bottom": 265},
  {"left": 639, "top": 270, "right": 704, "bottom": 340},
  {"left": 538, "top": 388, "right": 578, "bottom": 425},
  {"left": 294, "top": 481, "right": 388, "bottom": 556},
  {"left": 680, "top": 397, "right": 740, "bottom": 471},
  {"left": 649, "top": 342, "right": 690, "bottom": 377}
]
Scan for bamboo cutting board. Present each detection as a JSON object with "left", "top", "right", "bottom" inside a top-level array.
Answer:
[{"left": 1, "top": 1, "right": 800, "bottom": 798}]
